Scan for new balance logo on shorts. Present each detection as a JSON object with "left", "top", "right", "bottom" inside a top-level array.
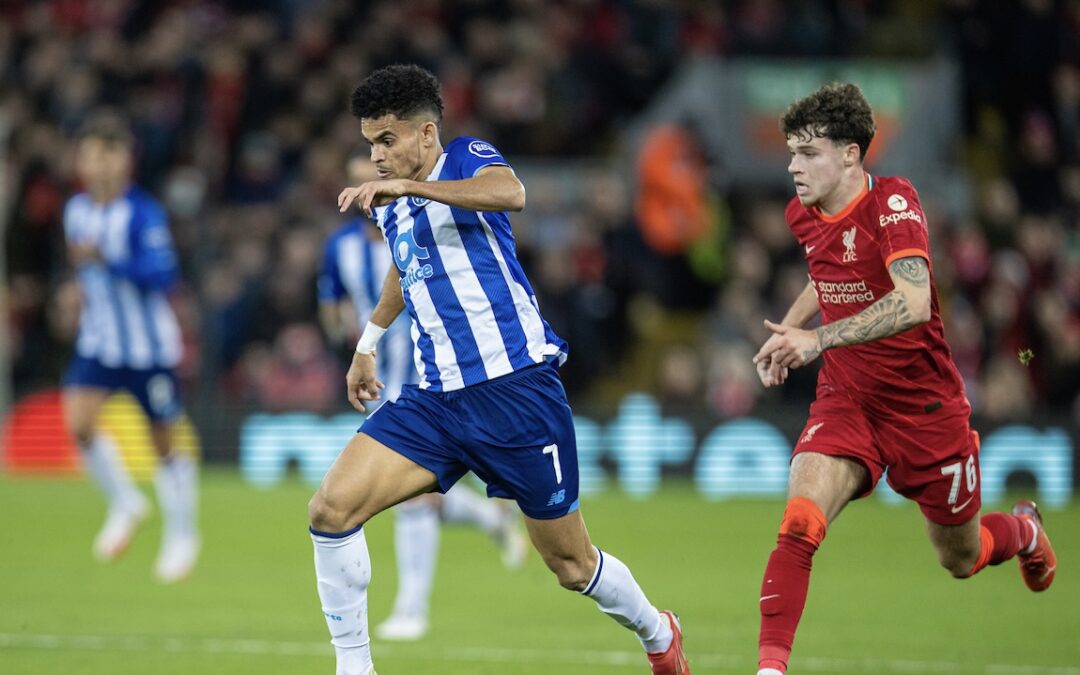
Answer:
[{"left": 547, "top": 489, "right": 566, "bottom": 506}]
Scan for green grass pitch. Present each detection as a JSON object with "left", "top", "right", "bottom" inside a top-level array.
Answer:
[{"left": 1, "top": 469, "right": 1077, "bottom": 674}]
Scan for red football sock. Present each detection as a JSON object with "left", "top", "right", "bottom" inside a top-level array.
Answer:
[
  {"left": 758, "top": 497, "right": 827, "bottom": 673},
  {"left": 968, "top": 512, "right": 1032, "bottom": 576}
]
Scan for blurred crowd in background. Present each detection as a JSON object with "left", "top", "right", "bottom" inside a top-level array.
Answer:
[{"left": 3, "top": 0, "right": 1080, "bottom": 444}]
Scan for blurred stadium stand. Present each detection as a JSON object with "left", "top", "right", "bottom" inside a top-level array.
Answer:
[{"left": 1, "top": 1, "right": 1078, "bottom": 474}]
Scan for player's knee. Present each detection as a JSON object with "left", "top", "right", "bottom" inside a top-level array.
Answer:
[
  {"left": 68, "top": 421, "right": 95, "bottom": 447},
  {"left": 308, "top": 490, "right": 364, "bottom": 533},
  {"left": 939, "top": 545, "right": 980, "bottom": 579},
  {"left": 62, "top": 409, "right": 94, "bottom": 446}
]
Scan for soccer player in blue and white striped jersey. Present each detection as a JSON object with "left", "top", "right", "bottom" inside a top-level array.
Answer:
[
  {"left": 318, "top": 155, "right": 527, "bottom": 642},
  {"left": 61, "top": 112, "right": 199, "bottom": 583},
  {"left": 318, "top": 157, "right": 416, "bottom": 403},
  {"left": 307, "top": 65, "right": 689, "bottom": 675}
]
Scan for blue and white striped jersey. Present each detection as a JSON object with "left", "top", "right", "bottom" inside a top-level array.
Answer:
[
  {"left": 318, "top": 219, "right": 416, "bottom": 400},
  {"left": 63, "top": 186, "right": 182, "bottom": 370},
  {"left": 376, "top": 136, "right": 567, "bottom": 392}
]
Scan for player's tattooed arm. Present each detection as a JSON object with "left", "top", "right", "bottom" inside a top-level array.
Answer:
[
  {"left": 890, "top": 256, "right": 929, "bottom": 287},
  {"left": 815, "top": 256, "right": 931, "bottom": 351},
  {"left": 754, "top": 257, "right": 931, "bottom": 370},
  {"left": 815, "top": 290, "right": 914, "bottom": 349}
]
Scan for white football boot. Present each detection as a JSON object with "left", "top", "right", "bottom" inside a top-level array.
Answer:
[
  {"left": 154, "top": 533, "right": 200, "bottom": 583},
  {"left": 93, "top": 494, "right": 149, "bottom": 562},
  {"left": 374, "top": 613, "right": 428, "bottom": 641}
]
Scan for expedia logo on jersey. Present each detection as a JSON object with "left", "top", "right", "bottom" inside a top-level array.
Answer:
[
  {"left": 879, "top": 193, "right": 922, "bottom": 227},
  {"left": 812, "top": 279, "right": 876, "bottom": 305},
  {"left": 393, "top": 229, "right": 434, "bottom": 291},
  {"left": 878, "top": 209, "right": 923, "bottom": 227}
]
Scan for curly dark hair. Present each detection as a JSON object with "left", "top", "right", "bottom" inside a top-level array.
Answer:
[
  {"left": 781, "top": 82, "right": 875, "bottom": 161},
  {"left": 350, "top": 64, "right": 444, "bottom": 123}
]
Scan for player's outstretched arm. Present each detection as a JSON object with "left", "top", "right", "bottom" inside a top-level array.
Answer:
[
  {"left": 779, "top": 281, "right": 821, "bottom": 328},
  {"left": 815, "top": 255, "right": 930, "bottom": 352},
  {"left": 756, "top": 257, "right": 931, "bottom": 369},
  {"left": 338, "top": 166, "right": 525, "bottom": 216},
  {"left": 318, "top": 301, "right": 348, "bottom": 348},
  {"left": 345, "top": 267, "right": 405, "bottom": 411},
  {"left": 753, "top": 282, "right": 820, "bottom": 386},
  {"left": 369, "top": 266, "right": 406, "bottom": 328}
]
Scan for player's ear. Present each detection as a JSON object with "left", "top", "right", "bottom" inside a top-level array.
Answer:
[
  {"left": 420, "top": 120, "right": 437, "bottom": 148},
  {"left": 845, "top": 143, "right": 861, "bottom": 167}
]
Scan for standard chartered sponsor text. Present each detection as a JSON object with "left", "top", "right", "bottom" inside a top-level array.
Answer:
[{"left": 815, "top": 279, "right": 876, "bottom": 304}]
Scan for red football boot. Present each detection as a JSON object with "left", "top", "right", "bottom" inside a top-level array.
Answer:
[
  {"left": 1012, "top": 500, "right": 1057, "bottom": 592},
  {"left": 647, "top": 610, "right": 690, "bottom": 674}
]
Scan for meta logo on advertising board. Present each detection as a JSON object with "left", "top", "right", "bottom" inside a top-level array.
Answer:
[{"left": 238, "top": 393, "right": 1075, "bottom": 509}]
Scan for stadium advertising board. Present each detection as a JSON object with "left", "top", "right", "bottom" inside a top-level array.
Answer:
[
  {"left": 230, "top": 393, "right": 1074, "bottom": 509},
  {"left": 3, "top": 391, "right": 1073, "bottom": 509}
]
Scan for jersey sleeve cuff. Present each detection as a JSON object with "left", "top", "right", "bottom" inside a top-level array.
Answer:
[
  {"left": 472, "top": 162, "right": 511, "bottom": 178},
  {"left": 884, "top": 248, "right": 929, "bottom": 268}
]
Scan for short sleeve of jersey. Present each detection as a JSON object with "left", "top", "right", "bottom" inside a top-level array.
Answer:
[
  {"left": 127, "top": 195, "right": 179, "bottom": 274},
  {"left": 444, "top": 137, "right": 511, "bottom": 180},
  {"left": 133, "top": 200, "right": 175, "bottom": 254},
  {"left": 874, "top": 179, "right": 930, "bottom": 268},
  {"left": 317, "top": 234, "right": 346, "bottom": 301}
]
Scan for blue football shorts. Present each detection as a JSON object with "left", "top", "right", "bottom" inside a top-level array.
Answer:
[
  {"left": 63, "top": 355, "right": 183, "bottom": 423},
  {"left": 360, "top": 362, "right": 580, "bottom": 520}
]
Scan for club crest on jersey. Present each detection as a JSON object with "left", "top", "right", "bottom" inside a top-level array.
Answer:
[
  {"left": 842, "top": 226, "right": 857, "bottom": 262},
  {"left": 409, "top": 196, "right": 430, "bottom": 208}
]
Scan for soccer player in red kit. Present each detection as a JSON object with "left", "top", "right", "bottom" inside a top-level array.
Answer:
[{"left": 750, "top": 82, "right": 1057, "bottom": 675}]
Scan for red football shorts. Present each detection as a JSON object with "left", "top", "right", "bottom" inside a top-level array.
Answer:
[{"left": 792, "top": 389, "right": 981, "bottom": 525}]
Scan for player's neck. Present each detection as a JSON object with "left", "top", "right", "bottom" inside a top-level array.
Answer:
[
  {"left": 817, "top": 169, "right": 867, "bottom": 217},
  {"left": 412, "top": 140, "right": 444, "bottom": 182}
]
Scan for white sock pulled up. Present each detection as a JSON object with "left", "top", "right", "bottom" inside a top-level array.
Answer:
[
  {"left": 312, "top": 525, "right": 374, "bottom": 675},
  {"left": 580, "top": 547, "right": 672, "bottom": 654}
]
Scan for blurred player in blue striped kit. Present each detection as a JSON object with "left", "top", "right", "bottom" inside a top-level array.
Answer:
[
  {"left": 61, "top": 112, "right": 199, "bottom": 583},
  {"left": 307, "top": 65, "right": 689, "bottom": 675},
  {"left": 318, "top": 153, "right": 527, "bottom": 642}
]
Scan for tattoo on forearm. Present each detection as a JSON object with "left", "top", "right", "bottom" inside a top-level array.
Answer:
[
  {"left": 816, "top": 289, "right": 918, "bottom": 350},
  {"left": 889, "top": 256, "right": 929, "bottom": 287}
]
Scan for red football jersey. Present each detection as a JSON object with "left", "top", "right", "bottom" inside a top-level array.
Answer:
[{"left": 786, "top": 174, "right": 970, "bottom": 421}]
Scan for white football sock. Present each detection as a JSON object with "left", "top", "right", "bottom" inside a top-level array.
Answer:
[
  {"left": 312, "top": 526, "right": 373, "bottom": 675},
  {"left": 155, "top": 455, "right": 198, "bottom": 538},
  {"left": 580, "top": 547, "right": 672, "bottom": 654},
  {"left": 390, "top": 500, "right": 440, "bottom": 619},
  {"left": 758, "top": 669, "right": 785, "bottom": 675},
  {"left": 440, "top": 484, "right": 501, "bottom": 533},
  {"left": 81, "top": 435, "right": 143, "bottom": 512}
]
